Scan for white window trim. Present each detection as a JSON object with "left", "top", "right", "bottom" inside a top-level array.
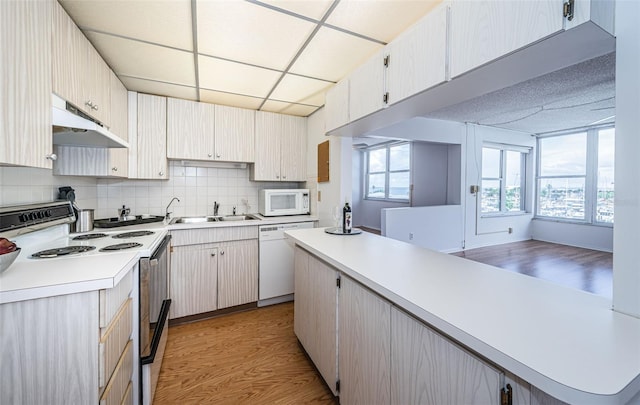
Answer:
[
  {"left": 364, "top": 142, "right": 411, "bottom": 202},
  {"left": 480, "top": 145, "right": 528, "bottom": 216}
]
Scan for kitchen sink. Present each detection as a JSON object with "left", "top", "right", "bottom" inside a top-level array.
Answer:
[{"left": 169, "top": 214, "right": 260, "bottom": 225}]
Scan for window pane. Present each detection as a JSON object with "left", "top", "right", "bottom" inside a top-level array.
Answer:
[
  {"left": 389, "top": 171, "right": 410, "bottom": 199},
  {"left": 481, "top": 180, "right": 501, "bottom": 213},
  {"left": 389, "top": 144, "right": 410, "bottom": 171},
  {"left": 368, "top": 148, "right": 386, "bottom": 172},
  {"left": 482, "top": 148, "right": 501, "bottom": 178},
  {"left": 539, "top": 133, "right": 587, "bottom": 176},
  {"left": 505, "top": 151, "right": 522, "bottom": 211},
  {"left": 597, "top": 128, "right": 615, "bottom": 223},
  {"left": 367, "top": 173, "right": 386, "bottom": 198},
  {"left": 537, "top": 178, "right": 585, "bottom": 219}
]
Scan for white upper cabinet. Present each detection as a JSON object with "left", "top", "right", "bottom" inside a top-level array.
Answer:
[
  {"left": 167, "top": 97, "right": 215, "bottom": 161},
  {"left": 52, "top": 1, "right": 111, "bottom": 126},
  {"left": 449, "top": 0, "right": 564, "bottom": 78},
  {"left": 324, "top": 78, "right": 349, "bottom": 132},
  {"left": 253, "top": 112, "right": 307, "bottom": 182},
  {"left": 214, "top": 104, "right": 255, "bottom": 163},
  {"left": 1, "top": 0, "right": 53, "bottom": 169},
  {"left": 387, "top": 2, "right": 448, "bottom": 105},
  {"left": 349, "top": 49, "right": 386, "bottom": 122},
  {"left": 136, "top": 94, "right": 168, "bottom": 179}
]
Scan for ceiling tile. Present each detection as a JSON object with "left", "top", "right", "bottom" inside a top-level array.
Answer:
[
  {"left": 199, "top": 55, "right": 282, "bottom": 98},
  {"left": 258, "top": 0, "right": 334, "bottom": 20},
  {"left": 197, "top": 0, "right": 316, "bottom": 71},
  {"left": 261, "top": 99, "right": 291, "bottom": 113},
  {"left": 280, "top": 103, "right": 320, "bottom": 117},
  {"left": 326, "top": 0, "right": 440, "bottom": 43},
  {"left": 270, "top": 74, "right": 333, "bottom": 106},
  {"left": 119, "top": 77, "right": 198, "bottom": 101},
  {"left": 199, "top": 90, "right": 264, "bottom": 110},
  {"left": 289, "top": 27, "right": 383, "bottom": 82},
  {"left": 60, "top": 0, "right": 193, "bottom": 50},
  {"left": 85, "top": 32, "right": 196, "bottom": 86}
]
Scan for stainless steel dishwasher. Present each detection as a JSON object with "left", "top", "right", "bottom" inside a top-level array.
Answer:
[{"left": 258, "top": 221, "right": 314, "bottom": 307}]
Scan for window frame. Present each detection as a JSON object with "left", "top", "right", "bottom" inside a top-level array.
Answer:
[
  {"left": 364, "top": 142, "right": 411, "bottom": 202},
  {"left": 480, "top": 143, "right": 528, "bottom": 216},
  {"left": 535, "top": 125, "right": 614, "bottom": 226}
]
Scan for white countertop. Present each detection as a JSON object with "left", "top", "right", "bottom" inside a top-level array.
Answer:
[
  {"left": 285, "top": 228, "right": 640, "bottom": 404},
  {"left": 166, "top": 214, "right": 318, "bottom": 231}
]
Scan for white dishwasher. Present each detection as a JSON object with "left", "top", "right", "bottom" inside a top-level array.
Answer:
[{"left": 258, "top": 221, "right": 314, "bottom": 306}]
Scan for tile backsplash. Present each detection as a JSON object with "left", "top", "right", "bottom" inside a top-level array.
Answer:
[{"left": 0, "top": 161, "right": 299, "bottom": 220}]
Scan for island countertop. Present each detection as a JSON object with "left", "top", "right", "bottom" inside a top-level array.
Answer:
[{"left": 285, "top": 227, "right": 640, "bottom": 404}]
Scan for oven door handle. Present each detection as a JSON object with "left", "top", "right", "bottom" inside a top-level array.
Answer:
[
  {"left": 151, "top": 234, "right": 171, "bottom": 260},
  {"left": 141, "top": 298, "right": 171, "bottom": 365}
]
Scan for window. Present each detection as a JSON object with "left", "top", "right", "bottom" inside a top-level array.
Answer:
[
  {"left": 536, "top": 127, "right": 614, "bottom": 224},
  {"left": 365, "top": 143, "right": 410, "bottom": 201},
  {"left": 481, "top": 145, "right": 527, "bottom": 214}
]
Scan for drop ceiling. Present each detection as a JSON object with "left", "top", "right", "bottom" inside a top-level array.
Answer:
[{"left": 59, "top": 0, "right": 440, "bottom": 117}]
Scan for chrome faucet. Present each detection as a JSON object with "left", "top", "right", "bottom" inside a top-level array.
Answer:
[
  {"left": 213, "top": 201, "right": 220, "bottom": 216},
  {"left": 233, "top": 206, "right": 236, "bottom": 215},
  {"left": 165, "top": 197, "right": 180, "bottom": 220}
]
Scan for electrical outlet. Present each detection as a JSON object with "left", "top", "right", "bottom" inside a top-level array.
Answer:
[
  {"left": 317, "top": 190, "right": 321, "bottom": 201},
  {"left": 508, "top": 227, "right": 513, "bottom": 234},
  {"left": 409, "top": 232, "right": 414, "bottom": 240}
]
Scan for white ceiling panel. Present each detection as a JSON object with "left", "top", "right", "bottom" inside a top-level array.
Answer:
[
  {"left": 289, "top": 27, "right": 383, "bottom": 82},
  {"left": 280, "top": 103, "right": 320, "bottom": 117},
  {"left": 258, "top": 0, "right": 334, "bottom": 20},
  {"left": 197, "top": 0, "right": 316, "bottom": 71},
  {"left": 61, "top": 0, "right": 193, "bottom": 51},
  {"left": 270, "top": 74, "right": 333, "bottom": 106},
  {"left": 261, "top": 99, "right": 292, "bottom": 114},
  {"left": 326, "top": 0, "right": 440, "bottom": 43},
  {"left": 199, "top": 90, "right": 264, "bottom": 110},
  {"left": 199, "top": 55, "right": 282, "bottom": 98},
  {"left": 119, "top": 76, "right": 198, "bottom": 101},
  {"left": 86, "top": 32, "right": 196, "bottom": 86}
]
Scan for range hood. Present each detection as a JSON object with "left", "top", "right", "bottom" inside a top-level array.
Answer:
[{"left": 52, "top": 94, "right": 129, "bottom": 148}]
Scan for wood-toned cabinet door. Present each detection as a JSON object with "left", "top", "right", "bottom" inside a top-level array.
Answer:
[
  {"left": 280, "top": 115, "right": 307, "bottom": 182},
  {"left": 85, "top": 44, "right": 111, "bottom": 125},
  {"left": 167, "top": 97, "right": 215, "bottom": 161},
  {"left": 387, "top": 2, "right": 448, "bottom": 105},
  {"left": 391, "top": 307, "right": 502, "bottom": 404},
  {"left": 253, "top": 111, "right": 282, "bottom": 181},
  {"left": 349, "top": 49, "right": 385, "bottom": 122},
  {"left": 324, "top": 78, "right": 349, "bottom": 132},
  {"left": 293, "top": 246, "right": 311, "bottom": 347},
  {"left": 108, "top": 72, "right": 128, "bottom": 177},
  {"left": 214, "top": 105, "right": 255, "bottom": 163},
  {"left": 217, "top": 240, "right": 258, "bottom": 309},
  {"left": 52, "top": 0, "right": 82, "bottom": 110},
  {"left": 170, "top": 245, "right": 218, "bottom": 319},
  {"left": 137, "top": 94, "right": 168, "bottom": 179},
  {"left": 449, "top": 0, "right": 563, "bottom": 78},
  {"left": 1, "top": 0, "right": 53, "bottom": 169},
  {"left": 339, "top": 276, "right": 391, "bottom": 405}
]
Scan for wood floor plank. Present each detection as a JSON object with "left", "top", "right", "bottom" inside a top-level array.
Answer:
[
  {"left": 452, "top": 240, "right": 612, "bottom": 298},
  {"left": 154, "top": 302, "right": 337, "bottom": 404}
]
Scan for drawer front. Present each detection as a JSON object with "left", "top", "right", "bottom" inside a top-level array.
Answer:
[
  {"left": 100, "top": 269, "right": 133, "bottom": 328},
  {"left": 171, "top": 226, "right": 258, "bottom": 246},
  {"left": 99, "top": 299, "right": 133, "bottom": 388},
  {"left": 100, "top": 340, "right": 133, "bottom": 405}
]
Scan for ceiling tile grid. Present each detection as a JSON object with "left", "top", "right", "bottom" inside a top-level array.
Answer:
[{"left": 60, "top": 0, "right": 441, "bottom": 116}]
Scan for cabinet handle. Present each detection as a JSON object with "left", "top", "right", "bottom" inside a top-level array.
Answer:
[
  {"left": 276, "top": 174, "right": 279, "bottom": 179},
  {"left": 282, "top": 175, "right": 287, "bottom": 179},
  {"left": 208, "top": 153, "right": 213, "bottom": 158},
  {"left": 85, "top": 100, "right": 92, "bottom": 108},
  {"left": 216, "top": 154, "right": 221, "bottom": 158},
  {"left": 111, "top": 167, "right": 118, "bottom": 172},
  {"left": 93, "top": 104, "right": 98, "bottom": 111},
  {"left": 159, "top": 171, "right": 164, "bottom": 176},
  {"left": 220, "top": 250, "right": 224, "bottom": 255},
  {"left": 211, "top": 252, "right": 216, "bottom": 257},
  {"left": 45, "top": 153, "right": 57, "bottom": 161}
]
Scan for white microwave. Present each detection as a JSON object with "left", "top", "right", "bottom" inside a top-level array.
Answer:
[{"left": 259, "top": 189, "right": 310, "bottom": 216}]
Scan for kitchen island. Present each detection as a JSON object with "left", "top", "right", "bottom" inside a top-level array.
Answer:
[{"left": 286, "top": 227, "right": 640, "bottom": 404}]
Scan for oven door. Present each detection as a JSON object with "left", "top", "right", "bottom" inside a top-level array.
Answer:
[{"left": 140, "top": 234, "right": 171, "bottom": 405}]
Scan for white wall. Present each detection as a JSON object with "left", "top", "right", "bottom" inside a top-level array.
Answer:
[
  {"left": 382, "top": 205, "right": 463, "bottom": 252},
  {"left": 464, "top": 124, "right": 534, "bottom": 249},
  {"left": 532, "top": 220, "right": 613, "bottom": 252},
  {"left": 612, "top": 0, "right": 640, "bottom": 318},
  {"left": 305, "top": 107, "right": 353, "bottom": 227}
]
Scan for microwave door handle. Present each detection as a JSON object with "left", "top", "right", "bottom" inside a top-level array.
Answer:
[{"left": 141, "top": 299, "right": 171, "bottom": 365}]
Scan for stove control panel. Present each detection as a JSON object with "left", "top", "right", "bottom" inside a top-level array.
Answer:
[{"left": 0, "top": 202, "right": 75, "bottom": 235}]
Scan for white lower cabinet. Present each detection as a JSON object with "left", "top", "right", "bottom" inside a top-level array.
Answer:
[
  {"left": 169, "top": 234, "right": 259, "bottom": 319},
  {"left": 0, "top": 269, "right": 134, "bottom": 405},
  {"left": 338, "top": 276, "right": 391, "bottom": 405}
]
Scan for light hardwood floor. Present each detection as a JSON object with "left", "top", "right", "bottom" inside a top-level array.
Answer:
[
  {"left": 154, "top": 302, "right": 336, "bottom": 404},
  {"left": 452, "top": 240, "right": 613, "bottom": 298}
]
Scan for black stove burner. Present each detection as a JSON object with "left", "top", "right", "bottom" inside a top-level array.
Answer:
[
  {"left": 100, "top": 242, "right": 143, "bottom": 252},
  {"left": 72, "top": 233, "right": 107, "bottom": 240},
  {"left": 112, "top": 231, "right": 155, "bottom": 239},
  {"left": 31, "top": 245, "right": 96, "bottom": 258}
]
